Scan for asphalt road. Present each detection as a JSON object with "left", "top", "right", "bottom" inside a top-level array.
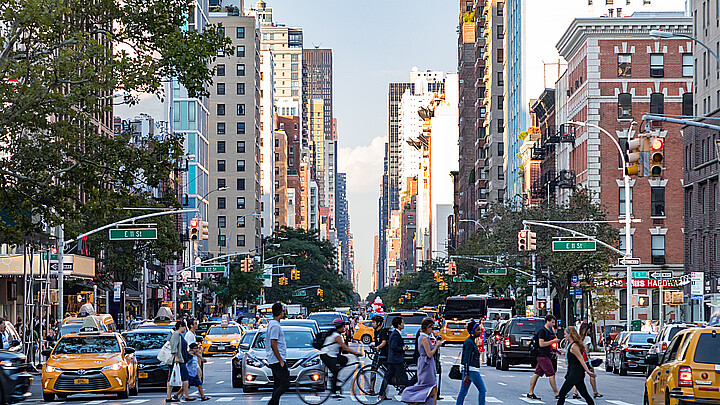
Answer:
[{"left": 25, "top": 343, "right": 646, "bottom": 405}]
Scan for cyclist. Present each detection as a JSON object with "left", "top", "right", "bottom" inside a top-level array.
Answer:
[
  {"left": 371, "top": 315, "right": 388, "bottom": 369},
  {"left": 319, "top": 318, "right": 362, "bottom": 399}
]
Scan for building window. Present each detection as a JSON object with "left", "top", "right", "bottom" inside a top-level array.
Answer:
[
  {"left": 237, "top": 141, "right": 245, "bottom": 153},
  {"left": 497, "top": 142, "right": 504, "bottom": 156},
  {"left": 650, "top": 93, "right": 664, "bottom": 114},
  {"left": 237, "top": 160, "right": 245, "bottom": 172},
  {"left": 497, "top": 26, "right": 504, "bottom": 39},
  {"left": 618, "top": 93, "right": 632, "bottom": 119},
  {"left": 217, "top": 83, "right": 225, "bottom": 95},
  {"left": 651, "top": 187, "right": 665, "bottom": 217},
  {"left": 236, "top": 82, "right": 245, "bottom": 95},
  {"left": 217, "top": 64, "right": 225, "bottom": 76},
  {"left": 217, "top": 141, "right": 225, "bottom": 153},
  {"left": 237, "top": 64, "right": 245, "bottom": 76},
  {"left": 682, "top": 53, "right": 693, "bottom": 77},
  {"left": 236, "top": 45, "right": 245, "bottom": 57},
  {"left": 618, "top": 54, "right": 631, "bottom": 77},
  {"left": 497, "top": 2, "right": 504, "bottom": 15},
  {"left": 236, "top": 122, "right": 245, "bottom": 134},
  {"left": 218, "top": 235, "right": 226, "bottom": 247},
  {"left": 651, "top": 235, "right": 666, "bottom": 264},
  {"left": 236, "top": 27, "right": 245, "bottom": 38},
  {"left": 217, "top": 178, "right": 226, "bottom": 189},
  {"left": 237, "top": 104, "right": 246, "bottom": 116},
  {"left": 497, "top": 49, "right": 503, "bottom": 63},
  {"left": 237, "top": 178, "right": 245, "bottom": 190},
  {"left": 619, "top": 234, "right": 633, "bottom": 257},
  {"left": 497, "top": 75, "right": 504, "bottom": 86},
  {"left": 497, "top": 119, "right": 504, "bottom": 132},
  {"left": 237, "top": 235, "right": 246, "bottom": 247},
  {"left": 650, "top": 54, "right": 664, "bottom": 77},
  {"left": 217, "top": 160, "right": 226, "bottom": 172},
  {"left": 619, "top": 292, "right": 627, "bottom": 321},
  {"left": 218, "top": 216, "right": 226, "bottom": 228},
  {"left": 237, "top": 197, "right": 245, "bottom": 209},
  {"left": 683, "top": 93, "right": 693, "bottom": 117},
  {"left": 218, "top": 197, "right": 226, "bottom": 209},
  {"left": 619, "top": 186, "right": 633, "bottom": 216},
  {"left": 217, "top": 104, "right": 225, "bottom": 115},
  {"left": 237, "top": 216, "right": 245, "bottom": 228},
  {"left": 497, "top": 96, "right": 504, "bottom": 109},
  {"left": 217, "top": 122, "right": 226, "bottom": 134}
]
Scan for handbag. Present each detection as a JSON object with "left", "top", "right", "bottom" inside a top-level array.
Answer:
[
  {"left": 157, "top": 341, "right": 173, "bottom": 365},
  {"left": 448, "top": 349, "right": 463, "bottom": 380},
  {"left": 169, "top": 364, "right": 182, "bottom": 387}
]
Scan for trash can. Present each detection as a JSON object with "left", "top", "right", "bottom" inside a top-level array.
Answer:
[{"left": 631, "top": 320, "right": 642, "bottom": 331}]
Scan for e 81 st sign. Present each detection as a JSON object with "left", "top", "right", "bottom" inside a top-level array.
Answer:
[{"left": 109, "top": 228, "right": 158, "bottom": 240}]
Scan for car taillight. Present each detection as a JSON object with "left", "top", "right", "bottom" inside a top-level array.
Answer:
[
  {"left": 495, "top": 334, "right": 501, "bottom": 340},
  {"left": 678, "top": 366, "right": 693, "bottom": 387},
  {"left": 504, "top": 338, "right": 511, "bottom": 348},
  {"left": 661, "top": 342, "right": 667, "bottom": 351}
]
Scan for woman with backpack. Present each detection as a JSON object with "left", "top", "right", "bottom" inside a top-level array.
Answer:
[{"left": 556, "top": 326, "right": 596, "bottom": 405}]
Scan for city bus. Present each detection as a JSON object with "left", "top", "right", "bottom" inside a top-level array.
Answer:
[{"left": 443, "top": 295, "right": 515, "bottom": 321}]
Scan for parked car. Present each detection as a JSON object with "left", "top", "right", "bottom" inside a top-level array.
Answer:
[
  {"left": 0, "top": 350, "right": 33, "bottom": 404},
  {"left": 600, "top": 324, "right": 626, "bottom": 345},
  {"left": 610, "top": 331, "right": 656, "bottom": 375},
  {"left": 381, "top": 312, "right": 429, "bottom": 366},
  {"left": 644, "top": 326, "right": 720, "bottom": 404},
  {"left": 605, "top": 331, "right": 629, "bottom": 372},
  {"left": 280, "top": 319, "right": 320, "bottom": 337},
  {"left": 645, "top": 323, "right": 697, "bottom": 377},
  {"left": 121, "top": 328, "right": 172, "bottom": 387},
  {"left": 494, "top": 317, "right": 546, "bottom": 371},
  {"left": 240, "top": 326, "right": 323, "bottom": 393},
  {"left": 231, "top": 330, "right": 257, "bottom": 388},
  {"left": 486, "top": 319, "right": 510, "bottom": 367}
]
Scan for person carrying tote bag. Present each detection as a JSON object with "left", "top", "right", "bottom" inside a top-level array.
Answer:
[{"left": 456, "top": 321, "right": 487, "bottom": 405}]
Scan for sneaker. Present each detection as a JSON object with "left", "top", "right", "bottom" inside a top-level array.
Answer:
[
  {"left": 166, "top": 399, "right": 179, "bottom": 403},
  {"left": 200, "top": 397, "right": 211, "bottom": 401},
  {"left": 526, "top": 393, "right": 541, "bottom": 400},
  {"left": 332, "top": 394, "right": 346, "bottom": 399},
  {"left": 594, "top": 393, "right": 604, "bottom": 398}
]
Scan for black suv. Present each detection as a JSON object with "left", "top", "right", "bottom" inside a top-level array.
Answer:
[
  {"left": 382, "top": 312, "right": 429, "bottom": 366},
  {"left": 495, "top": 317, "right": 546, "bottom": 371}
]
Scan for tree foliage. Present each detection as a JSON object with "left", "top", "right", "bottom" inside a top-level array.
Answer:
[
  {"left": 0, "top": 0, "right": 233, "bottom": 245},
  {"left": 199, "top": 263, "right": 263, "bottom": 310}
]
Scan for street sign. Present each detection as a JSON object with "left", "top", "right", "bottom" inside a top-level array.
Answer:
[
  {"left": 619, "top": 258, "right": 641, "bottom": 266},
  {"left": 453, "top": 276, "right": 474, "bottom": 283},
  {"left": 113, "top": 282, "right": 121, "bottom": 303},
  {"left": 553, "top": 240, "right": 596, "bottom": 251},
  {"left": 478, "top": 268, "right": 508, "bottom": 275},
  {"left": 196, "top": 265, "right": 225, "bottom": 273},
  {"left": 691, "top": 272, "right": 704, "bottom": 299},
  {"left": 527, "top": 280, "right": 540, "bottom": 286},
  {"left": 109, "top": 228, "right": 158, "bottom": 240},
  {"left": 632, "top": 271, "right": 648, "bottom": 278},
  {"left": 571, "top": 275, "right": 579, "bottom": 287},
  {"left": 649, "top": 271, "right": 673, "bottom": 279},
  {"left": 49, "top": 262, "right": 73, "bottom": 272},
  {"left": 569, "top": 288, "right": 583, "bottom": 296},
  {"left": 292, "top": 290, "right": 307, "bottom": 297},
  {"left": 633, "top": 278, "right": 682, "bottom": 288}
]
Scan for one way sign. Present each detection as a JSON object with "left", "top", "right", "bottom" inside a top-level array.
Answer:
[
  {"left": 650, "top": 271, "right": 673, "bottom": 279},
  {"left": 50, "top": 262, "right": 73, "bottom": 272}
]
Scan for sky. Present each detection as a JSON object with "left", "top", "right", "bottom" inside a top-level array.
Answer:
[{"left": 119, "top": 0, "right": 688, "bottom": 300}]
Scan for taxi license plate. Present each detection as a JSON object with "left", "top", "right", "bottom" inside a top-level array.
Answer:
[
  {"left": 74, "top": 378, "right": 89, "bottom": 385},
  {"left": 139, "top": 372, "right": 148, "bottom": 378}
]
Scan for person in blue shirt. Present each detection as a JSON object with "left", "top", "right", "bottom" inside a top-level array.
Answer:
[
  {"left": 187, "top": 343, "right": 210, "bottom": 401},
  {"left": 456, "top": 320, "right": 487, "bottom": 405}
]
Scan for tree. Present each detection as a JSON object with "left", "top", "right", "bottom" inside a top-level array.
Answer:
[
  {"left": 199, "top": 261, "right": 263, "bottom": 311},
  {"left": 0, "top": 0, "right": 233, "bottom": 245}
]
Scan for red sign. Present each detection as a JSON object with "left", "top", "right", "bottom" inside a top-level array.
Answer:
[{"left": 632, "top": 278, "right": 681, "bottom": 288}]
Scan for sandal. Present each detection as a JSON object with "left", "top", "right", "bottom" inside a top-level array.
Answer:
[
  {"left": 200, "top": 397, "right": 211, "bottom": 401},
  {"left": 594, "top": 393, "right": 604, "bottom": 398},
  {"left": 573, "top": 394, "right": 581, "bottom": 399}
]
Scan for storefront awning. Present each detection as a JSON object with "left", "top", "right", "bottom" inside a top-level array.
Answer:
[{"left": 0, "top": 254, "right": 95, "bottom": 278}]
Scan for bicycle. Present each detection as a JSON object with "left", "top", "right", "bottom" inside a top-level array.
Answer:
[
  {"left": 295, "top": 352, "right": 382, "bottom": 405},
  {"left": 356, "top": 349, "right": 418, "bottom": 402}
]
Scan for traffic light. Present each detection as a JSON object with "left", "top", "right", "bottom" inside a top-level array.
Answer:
[
  {"left": 528, "top": 231, "right": 537, "bottom": 251},
  {"left": 290, "top": 268, "right": 299, "bottom": 280},
  {"left": 650, "top": 137, "right": 664, "bottom": 177},
  {"left": 433, "top": 272, "right": 442, "bottom": 283},
  {"left": 399, "top": 298, "right": 404, "bottom": 304},
  {"left": 279, "top": 276, "right": 288, "bottom": 286},
  {"left": 537, "top": 300, "right": 547, "bottom": 311},
  {"left": 664, "top": 291, "right": 684, "bottom": 305},
  {"left": 439, "top": 282, "right": 448, "bottom": 291},
  {"left": 625, "top": 138, "right": 643, "bottom": 176},
  {"left": 200, "top": 220, "right": 210, "bottom": 240},
  {"left": 189, "top": 218, "right": 199, "bottom": 241},
  {"left": 632, "top": 294, "right": 649, "bottom": 308},
  {"left": 445, "top": 261, "right": 457, "bottom": 275},
  {"left": 405, "top": 292, "right": 411, "bottom": 300},
  {"left": 180, "top": 301, "right": 191, "bottom": 310},
  {"left": 317, "top": 288, "right": 323, "bottom": 298},
  {"left": 241, "top": 258, "right": 253, "bottom": 272},
  {"left": 518, "top": 230, "right": 528, "bottom": 251}
]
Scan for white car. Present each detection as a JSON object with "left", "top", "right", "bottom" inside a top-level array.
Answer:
[{"left": 240, "top": 326, "right": 326, "bottom": 393}]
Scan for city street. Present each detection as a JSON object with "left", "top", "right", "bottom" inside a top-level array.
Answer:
[{"left": 25, "top": 344, "right": 645, "bottom": 405}]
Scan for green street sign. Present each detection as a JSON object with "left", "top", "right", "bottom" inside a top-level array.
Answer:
[
  {"left": 41, "top": 254, "right": 58, "bottom": 261},
  {"left": 109, "top": 228, "right": 157, "bottom": 240},
  {"left": 552, "top": 240, "right": 596, "bottom": 252},
  {"left": 478, "top": 268, "right": 508, "bottom": 275},
  {"left": 453, "top": 276, "right": 473, "bottom": 283},
  {"left": 292, "top": 290, "right": 307, "bottom": 297},
  {"left": 256, "top": 274, "right": 271, "bottom": 279},
  {"left": 632, "top": 271, "right": 648, "bottom": 278},
  {"left": 196, "top": 266, "right": 224, "bottom": 273}
]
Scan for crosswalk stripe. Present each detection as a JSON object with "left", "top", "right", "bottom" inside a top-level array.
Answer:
[
  {"left": 261, "top": 396, "right": 271, "bottom": 401},
  {"left": 519, "top": 397, "right": 544, "bottom": 404},
  {"left": 498, "top": 382, "right": 507, "bottom": 386},
  {"left": 126, "top": 400, "right": 149, "bottom": 404},
  {"left": 566, "top": 399, "right": 585, "bottom": 404},
  {"left": 487, "top": 398, "right": 502, "bottom": 403},
  {"left": 215, "top": 380, "right": 225, "bottom": 384},
  {"left": 216, "top": 398, "right": 234, "bottom": 402},
  {"left": 87, "top": 401, "right": 107, "bottom": 404},
  {"left": 438, "top": 398, "right": 455, "bottom": 403},
  {"left": 608, "top": 401, "right": 633, "bottom": 405}
]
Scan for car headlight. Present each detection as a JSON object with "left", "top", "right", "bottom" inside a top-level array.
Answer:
[
  {"left": 203, "top": 339, "right": 211, "bottom": 345},
  {"left": 245, "top": 355, "right": 267, "bottom": 368},
  {"left": 300, "top": 355, "right": 321, "bottom": 368},
  {"left": 231, "top": 339, "right": 240, "bottom": 345},
  {"left": 101, "top": 363, "right": 123, "bottom": 371},
  {"left": 45, "top": 364, "right": 62, "bottom": 373}
]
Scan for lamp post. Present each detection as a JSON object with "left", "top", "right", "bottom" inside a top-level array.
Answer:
[
  {"left": 563, "top": 121, "right": 635, "bottom": 331},
  {"left": 459, "top": 218, "right": 488, "bottom": 233}
]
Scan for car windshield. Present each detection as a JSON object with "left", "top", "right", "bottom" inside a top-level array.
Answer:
[
  {"left": 383, "top": 314, "right": 426, "bottom": 328},
  {"left": 54, "top": 336, "right": 120, "bottom": 354},
  {"left": 281, "top": 321, "right": 317, "bottom": 332},
  {"left": 252, "top": 330, "right": 314, "bottom": 349},
  {"left": 309, "top": 314, "right": 343, "bottom": 327},
  {"left": 122, "top": 332, "right": 171, "bottom": 351},
  {"left": 693, "top": 333, "right": 720, "bottom": 364},
  {"left": 208, "top": 326, "right": 240, "bottom": 335},
  {"left": 627, "top": 333, "right": 655, "bottom": 344},
  {"left": 60, "top": 322, "right": 107, "bottom": 337},
  {"left": 241, "top": 331, "right": 256, "bottom": 345},
  {"left": 665, "top": 326, "right": 687, "bottom": 342},
  {"left": 510, "top": 320, "right": 545, "bottom": 334}
]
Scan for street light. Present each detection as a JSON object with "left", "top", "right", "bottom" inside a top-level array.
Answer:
[
  {"left": 459, "top": 218, "right": 488, "bottom": 233},
  {"left": 650, "top": 30, "right": 720, "bottom": 66}
]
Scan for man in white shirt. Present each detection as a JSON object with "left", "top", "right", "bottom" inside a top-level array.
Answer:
[
  {"left": 185, "top": 318, "right": 198, "bottom": 345},
  {"left": 266, "top": 303, "right": 288, "bottom": 405}
]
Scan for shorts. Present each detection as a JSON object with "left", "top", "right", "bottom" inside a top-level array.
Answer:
[
  {"left": 188, "top": 375, "right": 202, "bottom": 387},
  {"left": 168, "top": 363, "right": 190, "bottom": 382},
  {"left": 534, "top": 356, "right": 556, "bottom": 377}
]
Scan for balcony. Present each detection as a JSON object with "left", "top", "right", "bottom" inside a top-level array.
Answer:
[
  {"left": 532, "top": 146, "right": 546, "bottom": 160},
  {"left": 556, "top": 170, "right": 576, "bottom": 189}
]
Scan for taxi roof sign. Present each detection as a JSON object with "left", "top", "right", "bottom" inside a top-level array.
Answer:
[
  {"left": 154, "top": 306, "right": 174, "bottom": 323},
  {"left": 79, "top": 316, "right": 102, "bottom": 334},
  {"left": 221, "top": 314, "right": 229, "bottom": 326},
  {"left": 78, "top": 303, "right": 96, "bottom": 317}
]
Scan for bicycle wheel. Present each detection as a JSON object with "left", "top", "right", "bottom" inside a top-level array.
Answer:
[
  {"left": 352, "top": 368, "right": 384, "bottom": 405},
  {"left": 295, "top": 368, "right": 331, "bottom": 405}
]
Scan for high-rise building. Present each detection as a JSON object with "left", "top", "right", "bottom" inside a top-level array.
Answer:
[
  {"left": 208, "top": 9, "right": 261, "bottom": 254},
  {"left": 259, "top": 49, "right": 276, "bottom": 237},
  {"left": 336, "top": 173, "right": 351, "bottom": 282}
]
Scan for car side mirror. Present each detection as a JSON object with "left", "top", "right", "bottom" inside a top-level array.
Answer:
[
  {"left": 41, "top": 349, "right": 51, "bottom": 357},
  {"left": 239, "top": 344, "right": 250, "bottom": 351},
  {"left": 9, "top": 339, "right": 21, "bottom": 348},
  {"left": 647, "top": 337, "right": 656, "bottom": 344},
  {"left": 196, "top": 336, "right": 203, "bottom": 343},
  {"left": 646, "top": 353, "right": 659, "bottom": 366},
  {"left": 124, "top": 347, "right": 135, "bottom": 355}
]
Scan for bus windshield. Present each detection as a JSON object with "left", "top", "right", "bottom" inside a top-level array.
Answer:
[{"left": 444, "top": 296, "right": 514, "bottom": 320}]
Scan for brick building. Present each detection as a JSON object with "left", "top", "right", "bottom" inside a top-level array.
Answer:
[{"left": 555, "top": 12, "right": 692, "bottom": 322}]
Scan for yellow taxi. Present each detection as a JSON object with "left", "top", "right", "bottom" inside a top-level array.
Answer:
[
  {"left": 441, "top": 320, "right": 469, "bottom": 343},
  {"left": 353, "top": 320, "right": 375, "bottom": 344},
  {"left": 644, "top": 326, "right": 720, "bottom": 404},
  {"left": 59, "top": 304, "right": 117, "bottom": 338},
  {"left": 136, "top": 307, "right": 175, "bottom": 330},
  {"left": 202, "top": 324, "right": 244, "bottom": 355},
  {"left": 42, "top": 317, "right": 138, "bottom": 401}
]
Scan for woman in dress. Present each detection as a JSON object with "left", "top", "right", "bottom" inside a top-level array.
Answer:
[
  {"left": 477, "top": 317, "right": 486, "bottom": 363},
  {"left": 556, "top": 326, "right": 596, "bottom": 405},
  {"left": 401, "top": 318, "right": 445, "bottom": 405}
]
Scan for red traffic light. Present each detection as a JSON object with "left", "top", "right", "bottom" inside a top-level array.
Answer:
[
  {"left": 651, "top": 138, "right": 664, "bottom": 151},
  {"left": 190, "top": 218, "right": 198, "bottom": 228}
]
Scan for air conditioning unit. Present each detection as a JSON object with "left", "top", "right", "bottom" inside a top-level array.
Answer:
[{"left": 651, "top": 255, "right": 666, "bottom": 265}]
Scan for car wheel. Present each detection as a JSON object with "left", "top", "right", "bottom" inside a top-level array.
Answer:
[
  {"left": 619, "top": 360, "right": 628, "bottom": 376},
  {"left": 118, "top": 381, "right": 130, "bottom": 399},
  {"left": 605, "top": 358, "right": 612, "bottom": 372},
  {"left": 232, "top": 366, "right": 243, "bottom": 388},
  {"left": 495, "top": 355, "right": 501, "bottom": 370},
  {"left": 665, "top": 390, "right": 670, "bottom": 405},
  {"left": 56, "top": 394, "right": 67, "bottom": 399},
  {"left": 43, "top": 393, "right": 55, "bottom": 402},
  {"left": 500, "top": 356, "right": 509, "bottom": 371},
  {"left": 361, "top": 335, "right": 372, "bottom": 345},
  {"left": 643, "top": 389, "right": 650, "bottom": 405},
  {"left": 130, "top": 374, "right": 139, "bottom": 396}
]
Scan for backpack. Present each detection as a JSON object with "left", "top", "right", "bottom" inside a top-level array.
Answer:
[
  {"left": 530, "top": 329, "right": 541, "bottom": 357},
  {"left": 313, "top": 330, "right": 332, "bottom": 350}
]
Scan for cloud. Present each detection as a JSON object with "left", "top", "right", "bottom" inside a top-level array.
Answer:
[{"left": 338, "top": 136, "right": 385, "bottom": 195}]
